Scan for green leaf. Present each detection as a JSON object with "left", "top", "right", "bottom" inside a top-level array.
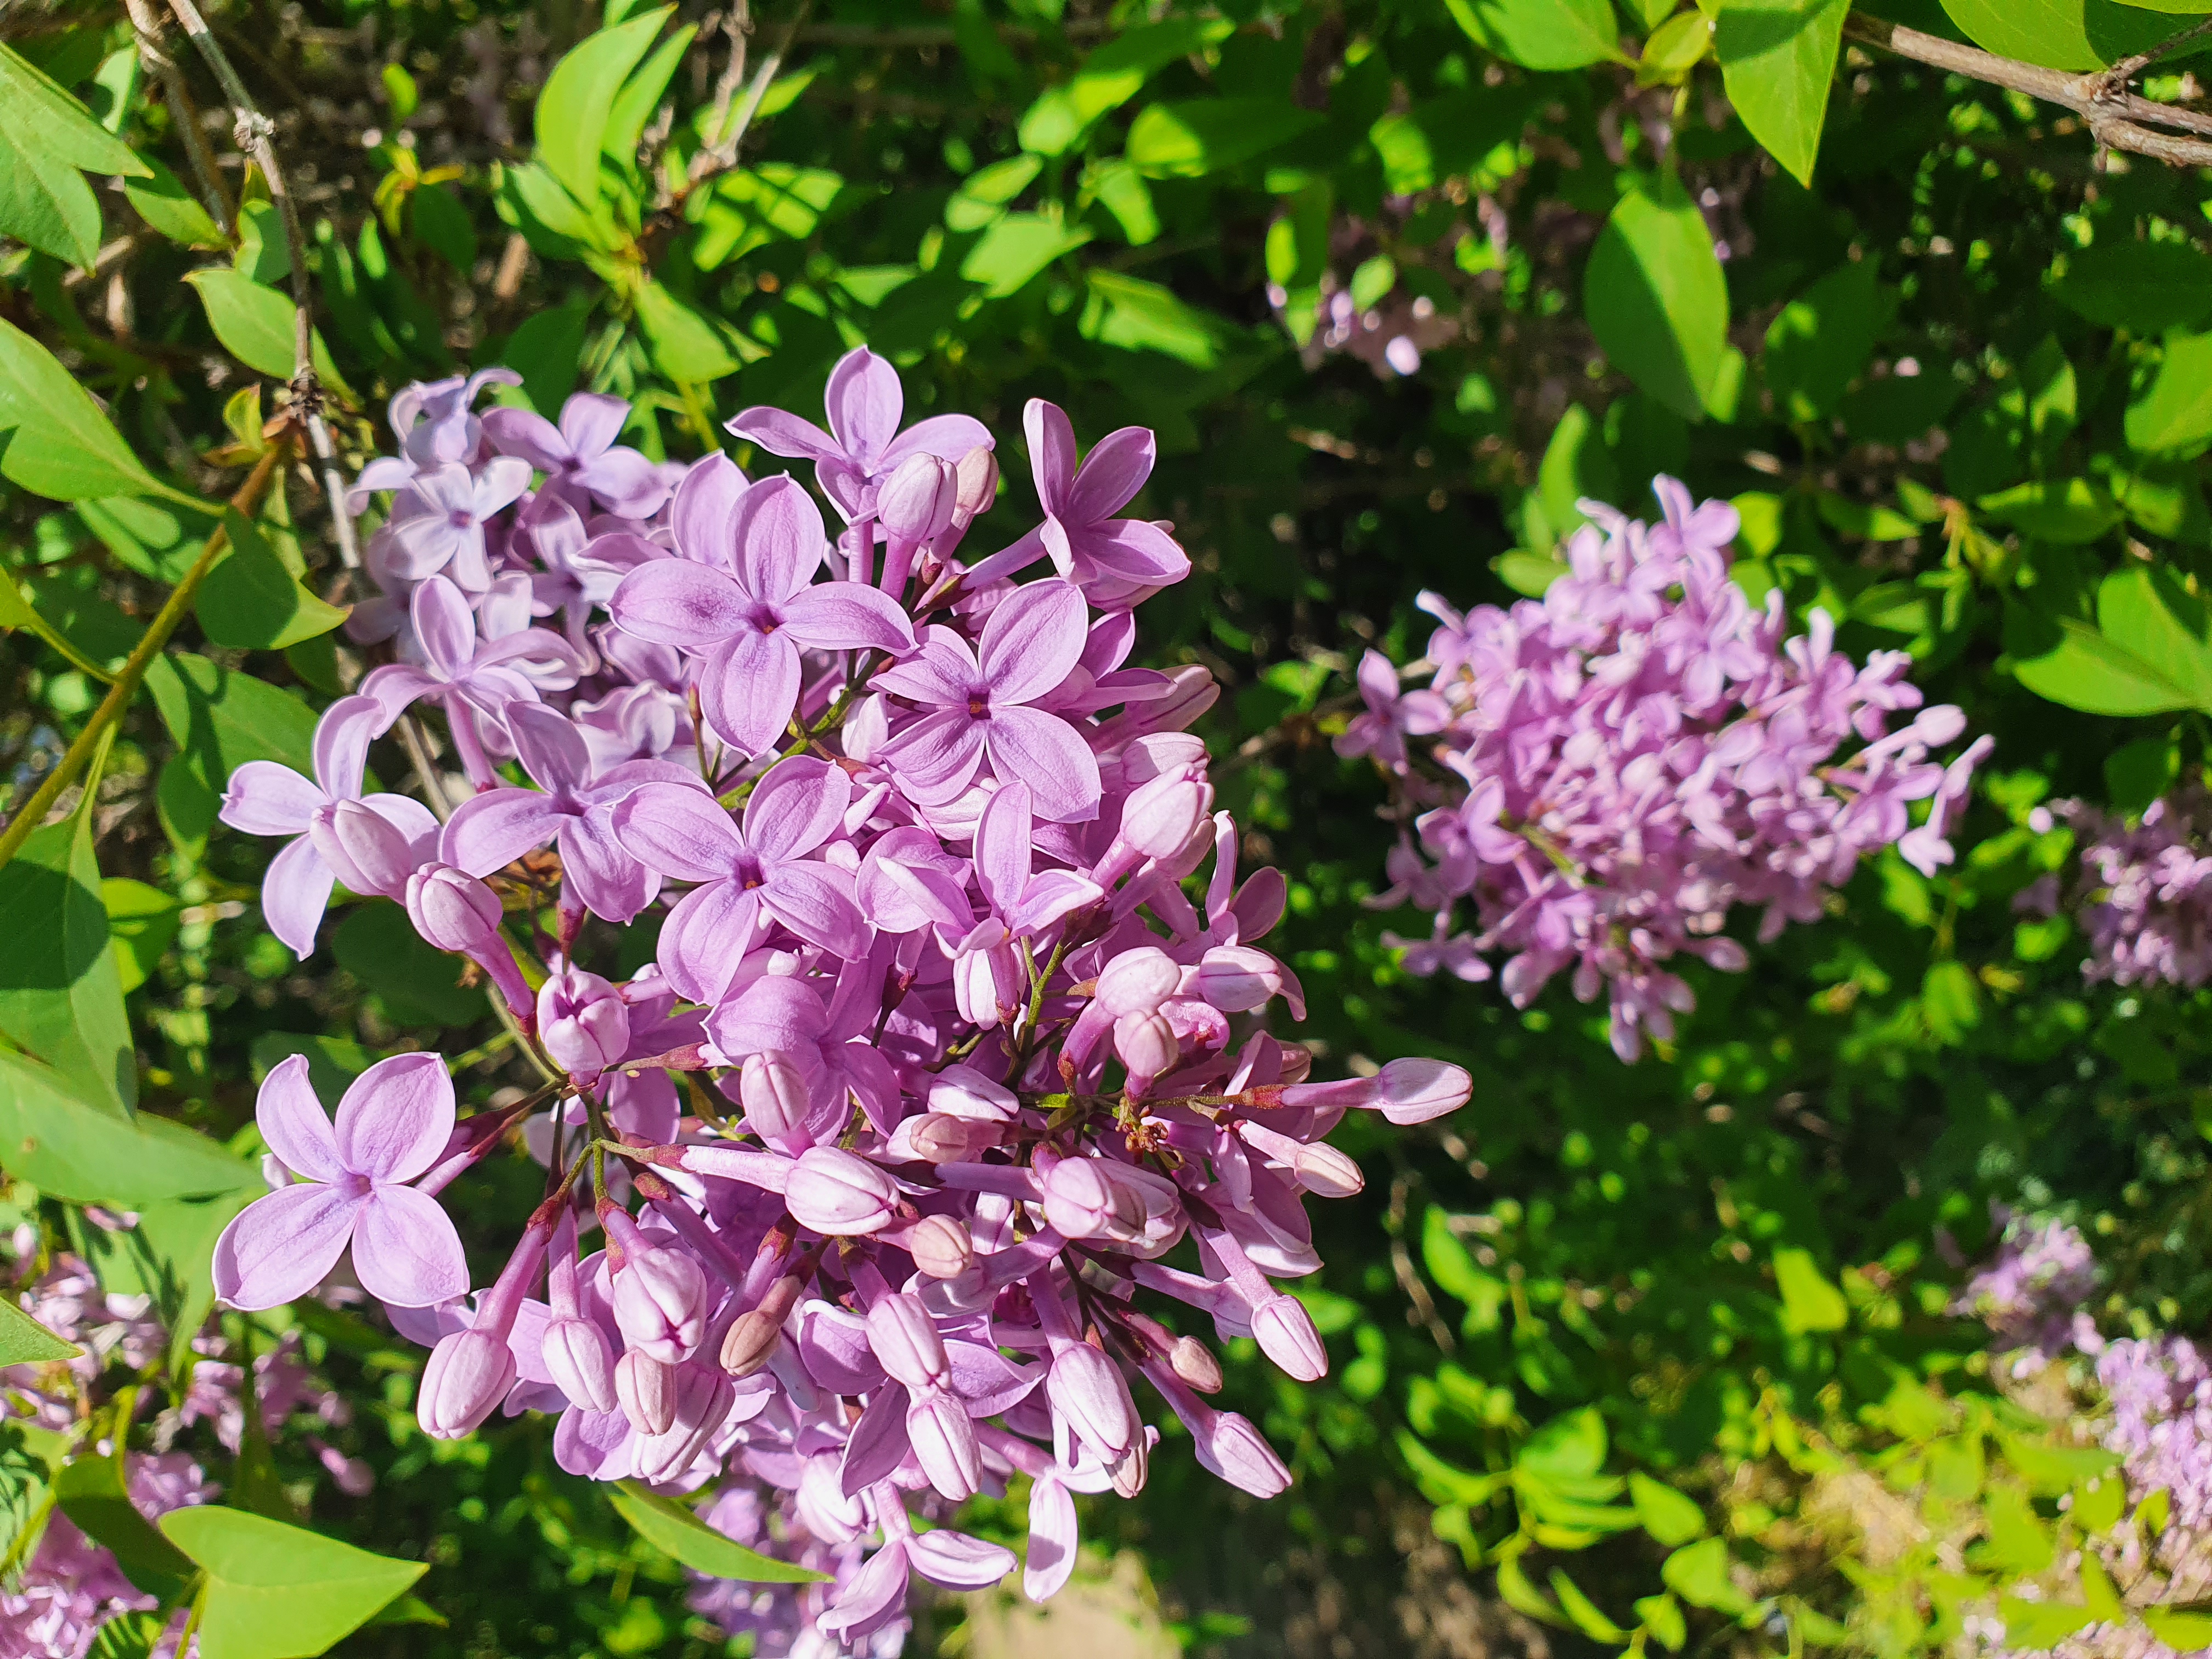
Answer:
[
  {"left": 123, "top": 154, "right": 225, "bottom": 248},
  {"left": 1520, "top": 1408, "right": 1609, "bottom": 1479},
  {"left": 608, "top": 1481, "right": 829, "bottom": 1583},
  {"left": 2104, "top": 731, "right": 2182, "bottom": 815},
  {"left": 2094, "top": 566, "right": 2212, "bottom": 709},
  {"left": 2138, "top": 1486, "right": 2172, "bottom": 1536},
  {"left": 0, "top": 43, "right": 150, "bottom": 269},
  {"left": 409, "top": 183, "right": 477, "bottom": 274},
  {"left": 499, "top": 302, "right": 590, "bottom": 414},
  {"left": 1974, "top": 1486, "right": 2056, "bottom": 1575},
  {"left": 183, "top": 270, "right": 351, "bottom": 399},
  {"left": 144, "top": 650, "right": 319, "bottom": 786},
  {"left": 2052, "top": 241, "right": 2212, "bottom": 332},
  {"left": 0, "top": 1049, "right": 254, "bottom": 1205},
  {"left": 2146, "top": 1610, "right": 2212, "bottom": 1650},
  {"left": 1630, "top": 1472, "right": 1708, "bottom": 1546},
  {"left": 1078, "top": 269, "right": 1237, "bottom": 366},
  {"left": 1977, "top": 477, "right": 2123, "bottom": 542},
  {"left": 0, "top": 1297, "right": 80, "bottom": 1364},
  {"left": 1773, "top": 1247, "right": 1849, "bottom": 1332},
  {"left": 1586, "top": 172, "right": 1731, "bottom": 421},
  {"left": 232, "top": 199, "right": 290, "bottom": 286},
  {"left": 959, "top": 213, "right": 1094, "bottom": 297},
  {"left": 1998, "top": 1598, "right": 2094, "bottom": 1647},
  {"left": 602, "top": 24, "right": 696, "bottom": 167},
  {"left": 248, "top": 1031, "right": 374, "bottom": 1099},
  {"left": 1637, "top": 1593, "right": 1689, "bottom": 1651},
  {"left": 534, "top": 9, "right": 672, "bottom": 210},
  {"left": 331, "top": 904, "right": 488, "bottom": 1029},
  {"left": 57, "top": 1454, "right": 196, "bottom": 1599},
  {"left": 2000, "top": 1435, "right": 2121, "bottom": 1495},
  {"left": 1662, "top": 1537, "right": 1752, "bottom": 1613},
  {"left": 1017, "top": 18, "right": 1238, "bottom": 155},
  {"left": 1640, "top": 11, "right": 1715, "bottom": 82},
  {"left": 0, "top": 799, "right": 136, "bottom": 1118},
  {"left": 1717, "top": 0, "right": 1848, "bottom": 185},
  {"left": 1550, "top": 1569, "right": 1630, "bottom": 1642},
  {"left": 0, "top": 319, "right": 184, "bottom": 504},
  {"left": 2007, "top": 604, "right": 2203, "bottom": 715},
  {"left": 1126, "top": 100, "right": 1324, "bottom": 178},
  {"left": 196, "top": 509, "right": 348, "bottom": 651},
  {"left": 1938, "top": 0, "right": 2176, "bottom": 69},
  {"left": 380, "top": 63, "right": 419, "bottom": 123},
  {"left": 162, "top": 1505, "right": 428, "bottom": 1659},
  {"left": 634, "top": 280, "right": 747, "bottom": 383},
  {"left": 1921, "top": 958, "right": 1982, "bottom": 1043},
  {"left": 693, "top": 165, "right": 844, "bottom": 267},
  {"left": 1368, "top": 91, "right": 1539, "bottom": 195},
  {"left": 71, "top": 1190, "right": 253, "bottom": 1375},
  {"left": 2073, "top": 1472, "right": 2128, "bottom": 1534},
  {"left": 1494, "top": 1548, "right": 1568, "bottom": 1626},
  {"left": 2127, "top": 330, "right": 2212, "bottom": 453},
  {"left": 1420, "top": 1206, "right": 1507, "bottom": 1333},
  {"left": 1765, "top": 260, "right": 1885, "bottom": 420},
  {"left": 1495, "top": 550, "right": 1567, "bottom": 596},
  {"left": 1443, "top": 0, "right": 1625, "bottom": 69}
]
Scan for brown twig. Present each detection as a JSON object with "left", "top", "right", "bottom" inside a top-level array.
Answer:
[
  {"left": 686, "top": 0, "right": 815, "bottom": 196},
  {"left": 121, "top": 0, "right": 235, "bottom": 237},
  {"left": 1846, "top": 11, "right": 2212, "bottom": 166}
]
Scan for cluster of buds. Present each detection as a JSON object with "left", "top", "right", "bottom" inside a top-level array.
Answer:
[{"left": 210, "top": 351, "right": 1473, "bottom": 1644}]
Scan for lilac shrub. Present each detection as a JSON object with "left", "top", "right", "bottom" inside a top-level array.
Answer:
[
  {"left": 1339, "top": 478, "right": 1991, "bottom": 1060},
  {"left": 2019, "top": 792, "right": 2212, "bottom": 991},
  {"left": 208, "top": 350, "right": 1475, "bottom": 1645}
]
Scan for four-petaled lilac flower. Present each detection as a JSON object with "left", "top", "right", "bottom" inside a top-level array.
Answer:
[
  {"left": 972, "top": 399, "right": 1188, "bottom": 592},
  {"left": 874, "top": 577, "right": 1100, "bottom": 821},
  {"left": 727, "top": 346, "right": 992, "bottom": 522},
  {"left": 608, "top": 476, "right": 914, "bottom": 754},
  {"left": 213, "top": 1053, "right": 468, "bottom": 1310},
  {"left": 949, "top": 781, "right": 1103, "bottom": 1026},
  {"left": 382, "top": 459, "right": 533, "bottom": 591},
  {"left": 218, "top": 695, "right": 437, "bottom": 958},
  {"left": 613, "top": 757, "right": 864, "bottom": 1005},
  {"left": 439, "top": 702, "right": 700, "bottom": 930},
  {"left": 486, "top": 393, "right": 670, "bottom": 520}
]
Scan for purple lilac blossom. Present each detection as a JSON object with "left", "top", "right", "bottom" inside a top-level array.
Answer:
[
  {"left": 2028, "top": 792, "right": 2212, "bottom": 990},
  {"left": 221, "top": 349, "right": 1481, "bottom": 1647},
  {"left": 1340, "top": 476, "right": 1993, "bottom": 1060}
]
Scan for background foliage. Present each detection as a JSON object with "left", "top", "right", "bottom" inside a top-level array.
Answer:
[{"left": 8, "top": 0, "right": 2212, "bottom": 1651}]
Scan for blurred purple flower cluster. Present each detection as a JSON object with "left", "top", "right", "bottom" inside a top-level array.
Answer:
[
  {"left": 2022, "top": 792, "right": 2212, "bottom": 990},
  {"left": 0, "top": 1224, "right": 365, "bottom": 1658},
  {"left": 1952, "top": 1209, "right": 2099, "bottom": 1370},
  {"left": 209, "top": 350, "right": 1474, "bottom": 1645},
  {"left": 1338, "top": 477, "right": 1990, "bottom": 1060}
]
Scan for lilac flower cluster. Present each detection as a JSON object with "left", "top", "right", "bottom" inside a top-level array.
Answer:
[
  {"left": 210, "top": 351, "right": 1474, "bottom": 1644},
  {"left": 1339, "top": 477, "right": 1991, "bottom": 1060},
  {"left": 1952, "top": 1209, "right": 2100, "bottom": 1372},
  {"left": 0, "top": 1224, "right": 363, "bottom": 1658},
  {"left": 2021, "top": 792, "right": 2212, "bottom": 990}
]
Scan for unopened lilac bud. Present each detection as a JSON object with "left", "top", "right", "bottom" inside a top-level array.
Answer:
[
  {"left": 720, "top": 1309, "right": 782, "bottom": 1379},
  {"left": 417, "top": 1329, "right": 516, "bottom": 1440},
  {"left": 1196, "top": 1409, "right": 1291, "bottom": 1498},
  {"left": 1109, "top": 1432, "right": 1148, "bottom": 1499},
  {"left": 951, "top": 445, "right": 998, "bottom": 524},
  {"left": 540, "top": 1315, "right": 618, "bottom": 1414},
  {"left": 405, "top": 862, "right": 503, "bottom": 950},
  {"left": 1093, "top": 947, "right": 1181, "bottom": 1018},
  {"left": 537, "top": 968, "right": 630, "bottom": 1085},
  {"left": 1042, "top": 1159, "right": 1146, "bottom": 1243},
  {"left": 634, "top": 1363, "right": 735, "bottom": 1483},
  {"left": 1119, "top": 769, "right": 1211, "bottom": 860},
  {"left": 1195, "top": 946, "right": 1295, "bottom": 1015},
  {"left": 878, "top": 452, "right": 959, "bottom": 545},
  {"left": 1046, "top": 1342, "right": 1138, "bottom": 1462},
  {"left": 740, "top": 1051, "right": 813, "bottom": 1143},
  {"left": 887, "top": 1112, "right": 1003, "bottom": 1163},
  {"left": 906, "top": 1214, "right": 974, "bottom": 1280},
  {"left": 1290, "top": 1141, "right": 1365, "bottom": 1199},
  {"left": 926, "top": 1065, "right": 1019, "bottom": 1121},
  {"left": 1271, "top": 1056, "right": 1474, "bottom": 1125},
  {"left": 866, "top": 1293, "right": 950, "bottom": 1391},
  {"left": 1113, "top": 1012, "right": 1179, "bottom": 1084},
  {"left": 906, "top": 1390, "right": 983, "bottom": 1502},
  {"left": 1251, "top": 1295, "right": 1328, "bottom": 1382},
  {"left": 310, "top": 800, "right": 417, "bottom": 899},
  {"left": 614, "top": 1349, "right": 677, "bottom": 1436},
  {"left": 1169, "top": 1335, "right": 1223, "bottom": 1394},
  {"left": 612, "top": 1246, "right": 708, "bottom": 1364},
  {"left": 785, "top": 1147, "right": 899, "bottom": 1235}
]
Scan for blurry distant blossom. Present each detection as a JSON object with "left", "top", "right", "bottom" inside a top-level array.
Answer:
[
  {"left": 1953, "top": 1211, "right": 2098, "bottom": 1368},
  {"left": 2026, "top": 792, "right": 2212, "bottom": 990}
]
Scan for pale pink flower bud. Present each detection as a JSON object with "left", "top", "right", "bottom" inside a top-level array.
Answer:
[
  {"left": 951, "top": 445, "right": 998, "bottom": 524},
  {"left": 612, "top": 1245, "right": 708, "bottom": 1364},
  {"left": 887, "top": 1112, "right": 1003, "bottom": 1163},
  {"left": 926, "top": 1064, "right": 1019, "bottom": 1121},
  {"left": 310, "top": 800, "right": 417, "bottom": 899},
  {"left": 1119, "top": 769, "right": 1212, "bottom": 859},
  {"left": 878, "top": 453, "right": 959, "bottom": 545},
  {"left": 740, "top": 1051, "right": 813, "bottom": 1143},
  {"left": 1112, "top": 1012, "right": 1179, "bottom": 1084},
  {"left": 1251, "top": 1294, "right": 1328, "bottom": 1382},
  {"left": 1042, "top": 1159, "right": 1146, "bottom": 1243},
  {"left": 1195, "top": 946, "right": 1297, "bottom": 1015},
  {"left": 1046, "top": 1341, "right": 1138, "bottom": 1461},
  {"left": 417, "top": 1329, "right": 516, "bottom": 1440},
  {"left": 1197, "top": 1409, "right": 1291, "bottom": 1498},
  {"left": 786, "top": 1147, "right": 900, "bottom": 1235},
  {"left": 905, "top": 1215, "right": 974, "bottom": 1280},
  {"left": 633, "top": 1363, "right": 735, "bottom": 1483},
  {"left": 405, "top": 861, "right": 502, "bottom": 951},
  {"left": 866, "top": 1294, "right": 950, "bottom": 1391},
  {"left": 1272, "top": 1056, "right": 1472, "bottom": 1124},
  {"left": 907, "top": 1390, "right": 983, "bottom": 1502},
  {"left": 719, "top": 1308, "right": 783, "bottom": 1379},
  {"left": 1169, "top": 1335, "right": 1223, "bottom": 1394},
  {"left": 614, "top": 1349, "right": 678, "bottom": 1436},
  {"left": 1109, "top": 1432, "right": 1149, "bottom": 1499},
  {"left": 537, "top": 968, "right": 629, "bottom": 1085},
  {"left": 1094, "top": 947, "right": 1181, "bottom": 1018},
  {"left": 540, "top": 1314, "right": 618, "bottom": 1414}
]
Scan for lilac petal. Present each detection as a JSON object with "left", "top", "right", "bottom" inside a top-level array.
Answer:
[
  {"left": 363, "top": 792, "right": 441, "bottom": 850},
  {"left": 411, "top": 577, "right": 479, "bottom": 677},
  {"left": 472, "top": 456, "right": 535, "bottom": 517},
  {"left": 1066, "top": 426, "right": 1155, "bottom": 523},
  {"left": 1023, "top": 399, "right": 1079, "bottom": 516},
  {"left": 609, "top": 559, "right": 749, "bottom": 651},
  {"left": 670, "top": 452, "right": 748, "bottom": 567},
  {"left": 701, "top": 628, "right": 802, "bottom": 757},
  {"left": 505, "top": 701, "right": 594, "bottom": 794},
  {"left": 725, "top": 407, "right": 840, "bottom": 462},
  {"left": 359, "top": 663, "right": 443, "bottom": 727},
  {"left": 824, "top": 347, "right": 902, "bottom": 466},
  {"left": 872, "top": 628, "right": 980, "bottom": 707},
  {"left": 742, "top": 755, "right": 852, "bottom": 862},
  {"left": 1009, "top": 869, "right": 1101, "bottom": 933},
  {"left": 261, "top": 834, "right": 337, "bottom": 959},
  {"left": 558, "top": 392, "right": 630, "bottom": 461},
  {"left": 313, "top": 695, "right": 386, "bottom": 798},
  {"left": 576, "top": 447, "right": 666, "bottom": 518},
  {"left": 656, "top": 881, "right": 762, "bottom": 1005},
  {"left": 839, "top": 1383, "right": 911, "bottom": 1497},
  {"left": 335, "top": 1051, "right": 455, "bottom": 1182},
  {"left": 794, "top": 1301, "right": 886, "bottom": 1395},
  {"left": 612, "top": 782, "right": 747, "bottom": 883},
  {"left": 441, "top": 788, "right": 563, "bottom": 878},
  {"left": 556, "top": 812, "right": 657, "bottom": 924},
  {"left": 978, "top": 579, "right": 1088, "bottom": 706},
  {"left": 778, "top": 581, "right": 917, "bottom": 653},
  {"left": 255, "top": 1054, "right": 343, "bottom": 1184},
  {"left": 730, "top": 475, "right": 826, "bottom": 604},
  {"left": 985, "top": 707, "right": 1101, "bottom": 824},
  {"left": 482, "top": 406, "right": 571, "bottom": 470},
  {"left": 906, "top": 1528, "right": 1016, "bottom": 1590},
  {"left": 973, "top": 782, "right": 1034, "bottom": 916},
  {"left": 1024, "top": 1478, "right": 1078, "bottom": 1602},
  {"left": 1076, "top": 518, "right": 1191, "bottom": 584},
  {"left": 213, "top": 1182, "right": 360, "bottom": 1310},
  {"left": 883, "top": 710, "right": 986, "bottom": 803},
  {"left": 819, "top": 1539, "right": 910, "bottom": 1640},
  {"left": 352, "top": 1184, "right": 470, "bottom": 1307},
  {"left": 879, "top": 413, "right": 995, "bottom": 470},
  {"left": 759, "top": 864, "right": 867, "bottom": 956},
  {"left": 960, "top": 524, "right": 1051, "bottom": 588},
  {"left": 712, "top": 974, "right": 828, "bottom": 1057},
  {"left": 221, "top": 761, "right": 325, "bottom": 837}
]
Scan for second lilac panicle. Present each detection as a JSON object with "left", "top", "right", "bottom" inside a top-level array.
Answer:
[{"left": 215, "top": 347, "right": 1477, "bottom": 1645}]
